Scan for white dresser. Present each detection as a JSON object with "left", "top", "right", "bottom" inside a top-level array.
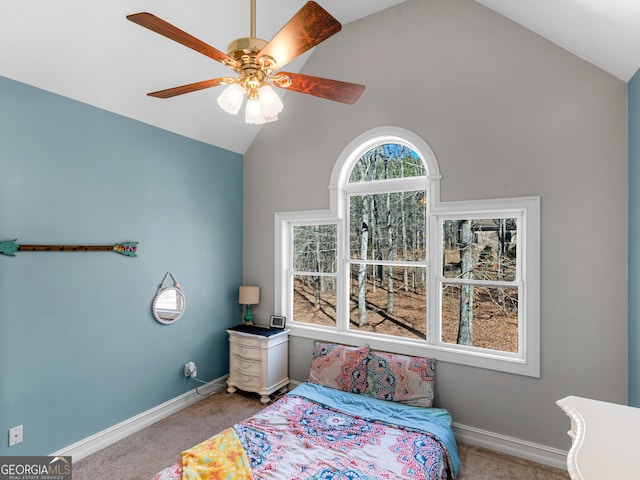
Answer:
[
  {"left": 557, "top": 395, "right": 640, "bottom": 479},
  {"left": 226, "top": 326, "right": 290, "bottom": 404}
]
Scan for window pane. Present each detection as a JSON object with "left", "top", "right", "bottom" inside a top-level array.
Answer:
[
  {"left": 350, "top": 191, "right": 426, "bottom": 261},
  {"left": 293, "top": 224, "right": 337, "bottom": 273},
  {"left": 349, "top": 144, "right": 426, "bottom": 182},
  {"left": 349, "top": 264, "right": 426, "bottom": 339},
  {"left": 293, "top": 275, "right": 337, "bottom": 326},
  {"left": 443, "top": 218, "right": 517, "bottom": 281},
  {"left": 441, "top": 284, "right": 518, "bottom": 353}
]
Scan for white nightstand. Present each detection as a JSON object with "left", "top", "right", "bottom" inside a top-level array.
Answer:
[{"left": 226, "top": 325, "right": 290, "bottom": 404}]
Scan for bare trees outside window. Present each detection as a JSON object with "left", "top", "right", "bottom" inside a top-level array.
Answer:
[
  {"left": 292, "top": 224, "right": 337, "bottom": 327},
  {"left": 441, "top": 218, "right": 519, "bottom": 353},
  {"left": 348, "top": 145, "right": 427, "bottom": 339},
  {"left": 276, "top": 127, "right": 540, "bottom": 376}
]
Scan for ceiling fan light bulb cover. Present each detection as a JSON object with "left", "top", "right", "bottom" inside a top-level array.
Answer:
[
  {"left": 245, "top": 98, "right": 266, "bottom": 124},
  {"left": 258, "top": 85, "right": 284, "bottom": 117},
  {"left": 217, "top": 83, "right": 245, "bottom": 115}
]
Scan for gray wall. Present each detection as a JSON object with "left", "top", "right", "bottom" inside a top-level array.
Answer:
[{"left": 244, "top": 0, "right": 628, "bottom": 450}]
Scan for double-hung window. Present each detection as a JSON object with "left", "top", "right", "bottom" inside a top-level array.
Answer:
[{"left": 275, "top": 127, "right": 540, "bottom": 376}]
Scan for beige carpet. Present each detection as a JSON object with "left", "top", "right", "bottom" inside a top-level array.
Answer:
[{"left": 72, "top": 389, "right": 569, "bottom": 480}]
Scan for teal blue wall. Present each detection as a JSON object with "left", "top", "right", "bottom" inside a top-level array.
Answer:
[
  {"left": 630, "top": 69, "right": 640, "bottom": 407},
  {"left": 0, "top": 76, "right": 244, "bottom": 455}
]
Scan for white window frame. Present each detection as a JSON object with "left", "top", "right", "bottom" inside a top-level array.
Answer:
[{"left": 275, "top": 127, "right": 540, "bottom": 377}]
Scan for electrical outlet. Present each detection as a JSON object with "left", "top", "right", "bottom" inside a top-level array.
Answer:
[
  {"left": 184, "top": 361, "right": 197, "bottom": 378},
  {"left": 9, "top": 425, "right": 23, "bottom": 447}
]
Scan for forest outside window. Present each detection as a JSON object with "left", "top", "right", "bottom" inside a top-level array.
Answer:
[
  {"left": 347, "top": 154, "right": 428, "bottom": 340},
  {"left": 440, "top": 217, "right": 520, "bottom": 353},
  {"left": 275, "top": 127, "right": 540, "bottom": 376},
  {"left": 292, "top": 224, "right": 338, "bottom": 328}
]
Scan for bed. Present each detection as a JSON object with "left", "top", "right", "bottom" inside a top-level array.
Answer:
[{"left": 153, "top": 343, "right": 461, "bottom": 480}]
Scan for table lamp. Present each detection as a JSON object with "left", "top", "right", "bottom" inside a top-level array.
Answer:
[{"left": 239, "top": 286, "right": 260, "bottom": 325}]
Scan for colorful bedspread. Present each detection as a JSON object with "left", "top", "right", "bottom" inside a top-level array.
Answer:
[{"left": 152, "top": 382, "right": 459, "bottom": 480}]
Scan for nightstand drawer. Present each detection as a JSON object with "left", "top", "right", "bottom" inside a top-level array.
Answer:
[
  {"left": 231, "top": 343, "right": 261, "bottom": 360},
  {"left": 233, "top": 357, "right": 261, "bottom": 375},
  {"left": 231, "top": 369, "right": 261, "bottom": 389},
  {"left": 234, "top": 335, "right": 261, "bottom": 348}
]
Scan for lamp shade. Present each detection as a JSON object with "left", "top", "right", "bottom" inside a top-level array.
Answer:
[
  {"left": 217, "top": 83, "right": 244, "bottom": 115},
  {"left": 258, "top": 85, "right": 283, "bottom": 118},
  {"left": 245, "top": 98, "right": 266, "bottom": 124},
  {"left": 239, "top": 286, "right": 260, "bottom": 305}
]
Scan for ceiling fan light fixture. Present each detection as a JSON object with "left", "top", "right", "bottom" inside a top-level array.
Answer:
[
  {"left": 217, "top": 83, "right": 245, "bottom": 115},
  {"left": 258, "top": 84, "right": 283, "bottom": 118},
  {"left": 128, "top": 2, "right": 365, "bottom": 127},
  {"left": 245, "top": 97, "right": 266, "bottom": 124}
]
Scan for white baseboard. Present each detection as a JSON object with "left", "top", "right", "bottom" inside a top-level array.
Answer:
[
  {"left": 452, "top": 422, "right": 568, "bottom": 470},
  {"left": 51, "top": 376, "right": 228, "bottom": 461}
]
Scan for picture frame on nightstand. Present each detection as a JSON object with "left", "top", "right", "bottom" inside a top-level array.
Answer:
[{"left": 269, "top": 315, "right": 286, "bottom": 329}]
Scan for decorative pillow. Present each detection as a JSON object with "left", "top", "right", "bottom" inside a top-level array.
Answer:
[
  {"left": 308, "top": 342, "right": 369, "bottom": 393},
  {"left": 364, "top": 351, "right": 436, "bottom": 407}
]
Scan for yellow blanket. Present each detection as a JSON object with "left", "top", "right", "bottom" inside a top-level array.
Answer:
[{"left": 181, "top": 427, "right": 253, "bottom": 480}]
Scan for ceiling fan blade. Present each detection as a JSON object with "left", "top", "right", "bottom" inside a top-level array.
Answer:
[
  {"left": 147, "top": 78, "right": 227, "bottom": 98},
  {"left": 274, "top": 72, "right": 365, "bottom": 105},
  {"left": 127, "top": 12, "right": 240, "bottom": 68},
  {"left": 257, "top": 1, "right": 341, "bottom": 70}
]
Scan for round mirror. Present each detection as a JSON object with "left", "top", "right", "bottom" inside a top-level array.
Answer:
[{"left": 152, "top": 286, "right": 186, "bottom": 325}]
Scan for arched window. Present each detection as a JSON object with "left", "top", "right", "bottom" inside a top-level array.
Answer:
[{"left": 275, "top": 127, "right": 539, "bottom": 376}]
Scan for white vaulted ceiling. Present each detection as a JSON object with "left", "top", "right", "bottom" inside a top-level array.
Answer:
[
  {"left": 1, "top": 0, "right": 639, "bottom": 154},
  {"left": 475, "top": 0, "right": 640, "bottom": 82}
]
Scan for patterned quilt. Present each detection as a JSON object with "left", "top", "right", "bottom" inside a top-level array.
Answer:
[{"left": 152, "top": 383, "right": 460, "bottom": 480}]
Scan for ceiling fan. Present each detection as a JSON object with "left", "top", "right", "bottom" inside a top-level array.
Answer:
[{"left": 127, "top": 1, "right": 365, "bottom": 125}]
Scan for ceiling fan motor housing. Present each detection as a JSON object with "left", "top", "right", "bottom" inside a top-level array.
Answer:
[
  {"left": 227, "top": 37, "right": 267, "bottom": 60},
  {"left": 227, "top": 37, "right": 279, "bottom": 94}
]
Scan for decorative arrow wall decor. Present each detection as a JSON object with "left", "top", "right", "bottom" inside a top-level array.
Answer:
[{"left": 0, "top": 240, "right": 138, "bottom": 257}]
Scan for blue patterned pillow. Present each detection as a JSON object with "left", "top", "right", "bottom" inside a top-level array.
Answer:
[{"left": 364, "top": 351, "right": 436, "bottom": 407}]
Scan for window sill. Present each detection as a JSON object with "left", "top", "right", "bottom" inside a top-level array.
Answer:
[{"left": 287, "top": 323, "right": 539, "bottom": 377}]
